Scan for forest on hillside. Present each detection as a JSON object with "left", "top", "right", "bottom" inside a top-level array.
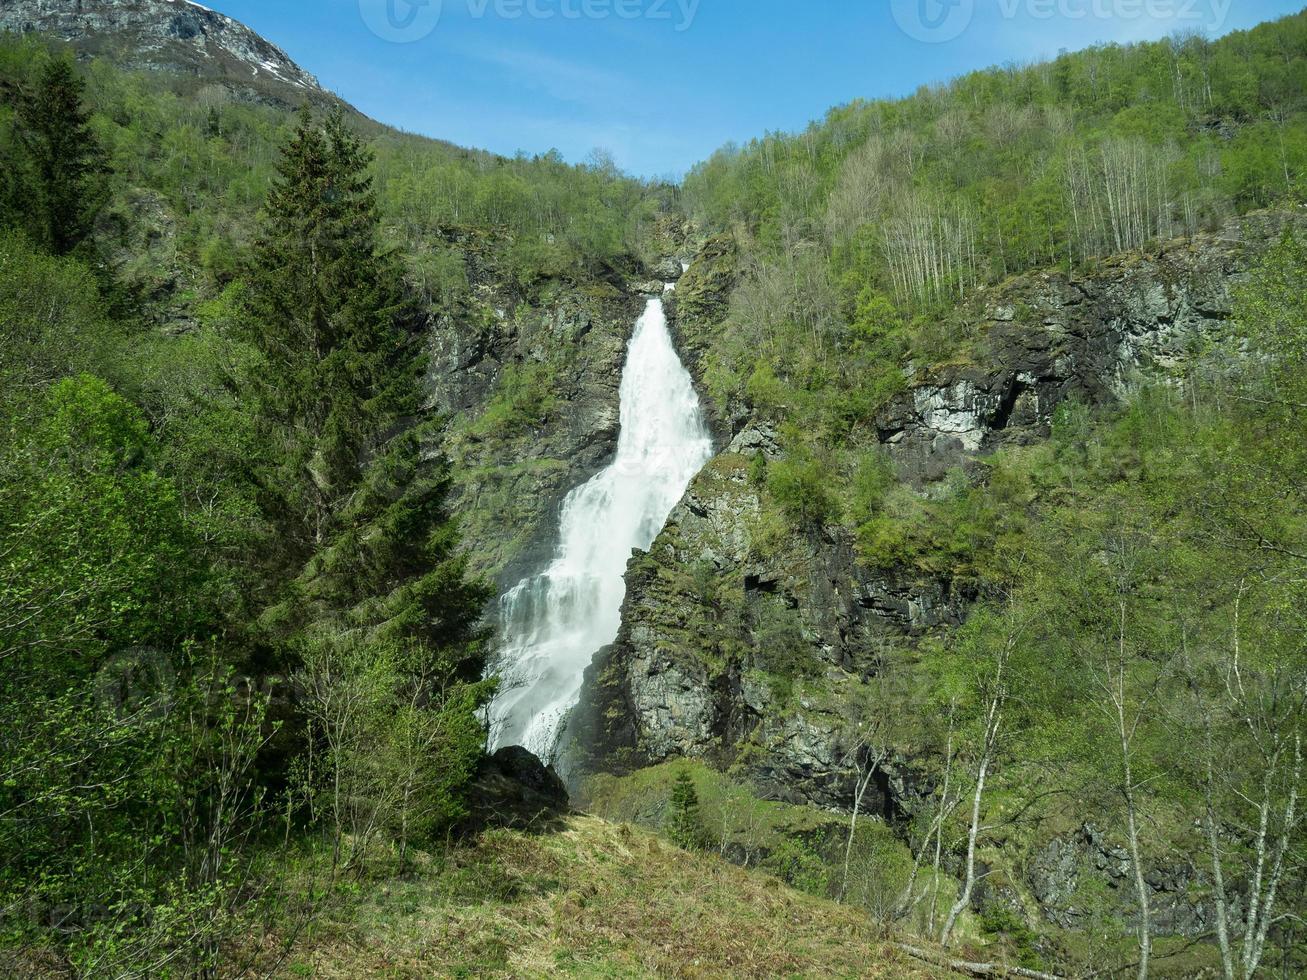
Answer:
[
  {"left": 649, "top": 12, "right": 1307, "bottom": 978},
  {"left": 682, "top": 13, "right": 1307, "bottom": 459},
  {"left": 0, "top": 31, "right": 669, "bottom": 975},
  {"left": 0, "top": 7, "right": 1306, "bottom": 978}
]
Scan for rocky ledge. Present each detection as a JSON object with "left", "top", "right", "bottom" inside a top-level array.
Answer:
[{"left": 0, "top": 0, "right": 325, "bottom": 104}]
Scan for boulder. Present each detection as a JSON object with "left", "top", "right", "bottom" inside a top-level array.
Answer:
[
  {"left": 652, "top": 256, "right": 685, "bottom": 282},
  {"left": 461, "top": 746, "right": 570, "bottom": 834}
]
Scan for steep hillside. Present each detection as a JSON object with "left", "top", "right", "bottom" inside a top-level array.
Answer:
[
  {"left": 569, "top": 202, "right": 1303, "bottom": 909},
  {"left": 557, "top": 13, "right": 1307, "bottom": 978},
  {"left": 268, "top": 814, "right": 946, "bottom": 979},
  {"left": 0, "top": 0, "right": 324, "bottom": 104},
  {"left": 3, "top": 2, "right": 1306, "bottom": 977},
  {"left": 0, "top": 3, "right": 670, "bottom": 585},
  {"left": 0, "top": 11, "right": 683, "bottom": 978}
]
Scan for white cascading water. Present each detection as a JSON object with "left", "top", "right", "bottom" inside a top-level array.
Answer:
[{"left": 488, "top": 290, "right": 713, "bottom": 760}]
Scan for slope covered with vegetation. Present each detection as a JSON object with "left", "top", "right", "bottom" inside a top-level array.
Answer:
[
  {"left": 3, "top": 4, "right": 1307, "bottom": 979},
  {"left": 680, "top": 12, "right": 1307, "bottom": 464},
  {"left": 0, "top": 25, "right": 670, "bottom": 977},
  {"left": 270, "top": 814, "right": 943, "bottom": 979},
  {"left": 564, "top": 11, "right": 1307, "bottom": 979}
]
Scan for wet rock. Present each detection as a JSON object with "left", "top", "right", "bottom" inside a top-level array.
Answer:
[
  {"left": 429, "top": 251, "right": 645, "bottom": 586},
  {"left": 652, "top": 256, "right": 685, "bottom": 282}
]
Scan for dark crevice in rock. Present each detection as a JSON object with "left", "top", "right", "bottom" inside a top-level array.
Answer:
[{"left": 988, "top": 373, "right": 1029, "bottom": 432}]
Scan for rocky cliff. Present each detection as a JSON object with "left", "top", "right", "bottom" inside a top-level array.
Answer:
[
  {"left": 561, "top": 208, "right": 1305, "bottom": 932},
  {"left": 0, "top": 0, "right": 324, "bottom": 104},
  {"left": 425, "top": 229, "right": 671, "bottom": 589}
]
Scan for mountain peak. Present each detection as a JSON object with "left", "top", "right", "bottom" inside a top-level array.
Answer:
[{"left": 0, "top": 0, "right": 324, "bottom": 102}]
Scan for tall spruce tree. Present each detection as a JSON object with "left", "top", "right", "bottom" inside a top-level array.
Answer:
[
  {"left": 246, "top": 106, "right": 489, "bottom": 656},
  {"left": 15, "top": 55, "right": 105, "bottom": 256},
  {"left": 245, "top": 107, "right": 412, "bottom": 555},
  {"left": 244, "top": 109, "right": 492, "bottom": 841}
]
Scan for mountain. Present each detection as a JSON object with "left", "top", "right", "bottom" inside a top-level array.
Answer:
[
  {"left": 0, "top": 0, "right": 324, "bottom": 103},
  {"left": 2, "top": 2, "right": 1307, "bottom": 977}
]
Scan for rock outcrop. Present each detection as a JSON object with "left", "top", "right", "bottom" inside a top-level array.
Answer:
[
  {"left": 1027, "top": 824, "right": 1214, "bottom": 937},
  {"left": 460, "top": 746, "right": 570, "bottom": 833},
  {"left": 563, "top": 209, "right": 1304, "bottom": 931},
  {"left": 877, "top": 213, "right": 1291, "bottom": 487},
  {"left": 0, "top": 0, "right": 325, "bottom": 105},
  {"left": 428, "top": 238, "right": 647, "bottom": 586}
]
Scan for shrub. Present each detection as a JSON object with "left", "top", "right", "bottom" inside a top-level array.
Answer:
[{"left": 767, "top": 452, "right": 836, "bottom": 527}]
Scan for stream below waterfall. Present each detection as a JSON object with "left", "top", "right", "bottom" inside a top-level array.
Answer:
[{"left": 487, "top": 288, "right": 713, "bottom": 760}]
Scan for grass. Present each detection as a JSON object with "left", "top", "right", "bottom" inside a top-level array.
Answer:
[
  {"left": 582, "top": 760, "right": 837, "bottom": 861},
  {"left": 582, "top": 761, "right": 965, "bottom": 944},
  {"left": 270, "top": 814, "right": 943, "bottom": 978}
]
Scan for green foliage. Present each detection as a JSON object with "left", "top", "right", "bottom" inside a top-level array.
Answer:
[
  {"left": 889, "top": 234, "right": 1307, "bottom": 973},
  {"left": 0, "top": 374, "right": 278, "bottom": 975},
  {"left": 234, "top": 111, "right": 494, "bottom": 869},
  {"left": 11, "top": 54, "right": 106, "bottom": 256},
  {"left": 847, "top": 450, "right": 895, "bottom": 523},
  {"left": 751, "top": 598, "right": 822, "bottom": 704},
  {"left": 685, "top": 11, "right": 1307, "bottom": 533},
  {"left": 767, "top": 837, "right": 831, "bottom": 897},
  {"left": 843, "top": 820, "right": 917, "bottom": 925},
  {"left": 979, "top": 906, "right": 1045, "bottom": 972},
  {"left": 242, "top": 107, "right": 417, "bottom": 559},
  {"left": 0, "top": 231, "right": 117, "bottom": 405},
  {"left": 1236, "top": 229, "right": 1307, "bottom": 389},
  {"left": 0, "top": 49, "right": 530, "bottom": 969},
  {"left": 0, "top": 375, "right": 201, "bottom": 668},
  {"left": 467, "top": 360, "right": 559, "bottom": 437},
  {"left": 687, "top": 15, "right": 1307, "bottom": 298},
  {"left": 766, "top": 432, "right": 837, "bottom": 527},
  {"left": 665, "top": 769, "right": 706, "bottom": 851}
]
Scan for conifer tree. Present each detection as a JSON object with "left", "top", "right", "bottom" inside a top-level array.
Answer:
[
  {"left": 666, "top": 769, "right": 705, "bottom": 850},
  {"left": 245, "top": 107, "right": 411, "bottom": 553},
  {"left": 246, "top": 106, "right": 491, "bottom": 657},
  {"left": 244, "top": 109, "right": 492, "bottom": 849},
  {"left": 15, "top": 55, "right": 105, "bottom": 256}
]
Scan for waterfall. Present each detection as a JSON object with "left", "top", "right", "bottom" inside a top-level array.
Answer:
[{"left": 487, "top": 293, "right": 713, "bottom": 760}]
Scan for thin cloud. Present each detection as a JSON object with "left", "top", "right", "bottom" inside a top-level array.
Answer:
[{"left": 457, "top": 42, "right": 637, "bottom": 107}]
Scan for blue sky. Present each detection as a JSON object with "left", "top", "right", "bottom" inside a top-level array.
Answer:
[{"left": 207, "top": 0, "right": 1305, "bottom": 177}]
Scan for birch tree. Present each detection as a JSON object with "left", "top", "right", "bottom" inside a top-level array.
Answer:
[
  {"left": 938, "top": 598, "right": 1032, "bottom": 948},
  {"left": 1181, "top": 577, "right": 1307, "bottom": 979}
]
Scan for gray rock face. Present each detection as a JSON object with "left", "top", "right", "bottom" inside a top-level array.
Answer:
[
  {"left": 651, "top": 256, "right": 684, "bottom": 282},
  {"left": 0, "top": 0, "right": 324, "bottom": 103},
  {"left": 876, "top": 213, "right": 1300, "bottom": 488},
  {"left": 1027, "top": 825, "right": 1214, "bottom": 937},
  {"left": 563, "top": 210, "right": 1304, "bottom": 931},
  {"left": 562, "top": 428, "right": 956, "bottom": 809},
  {"left": 427, "top": 245, "right": 644, "bottom": 586}
]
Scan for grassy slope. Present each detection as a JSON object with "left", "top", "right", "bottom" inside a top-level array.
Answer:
[{"left": 282, "top": 815, "right": 943, "bottom": 979}]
